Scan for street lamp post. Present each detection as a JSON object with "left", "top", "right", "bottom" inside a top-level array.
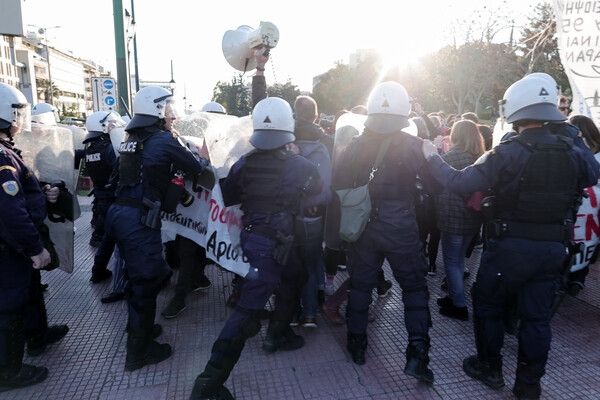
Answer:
[
  {"left": 169, "top": 60, "right": 176, "bottom": 95},
  {"left": 28, "top": 25, "right": 60, "bottom": 106}
]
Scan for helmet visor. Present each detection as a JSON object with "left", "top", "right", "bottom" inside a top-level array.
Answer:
[
  {"left": 103, "top": 111, "right": 126, "bottom": 132},
  {"left": 15, "top": 104, "right": 31, "bottom": 131},
  {"left": 164, "top": 100, "right": 184, "bottom": 120}
]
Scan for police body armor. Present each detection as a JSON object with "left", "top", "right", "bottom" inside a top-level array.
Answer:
[
  {"left": 117, "top": 131, "right": 171, "bottom": 205},
  {"left": 85, "top": 137, "right": 113, "bottom": 189},
  {"left": 349, "top": 134, "right": 414, "bottom": 207},
  {"left": 489, "top": 135, "right": 578, "bottom": 243},
  {"left": 240, "top": 149, "right": 294, "bottom": 215},
  {"left": 240, "top": 149, "right": 296, "bottom": 265}
]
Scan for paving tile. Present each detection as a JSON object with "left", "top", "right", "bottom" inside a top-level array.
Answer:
[{"left": 1, "top": 198, "right": 599, "bottom": 400}]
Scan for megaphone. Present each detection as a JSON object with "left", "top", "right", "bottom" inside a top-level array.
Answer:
[{"left": 222, "top": 21, "right": 279, "bottom": 72}]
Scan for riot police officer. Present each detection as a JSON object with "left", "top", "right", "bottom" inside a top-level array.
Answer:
[
  {"left": 105, "top": 86, "right": 208, "bottom": 371},
  {"left": 0, "top": 83, "right": 68, "bottom": 392},
  {"left": 422, "top": 76, "right": 599, "bottom": 399},
  {"left": 31, "top": 102, "right": 60, "bottom": 126},
  {"left": 332, "top": 82, "right": 438, "bottom": 383},
  {"left": 189, "top": 97, "right": 322, "bottom": 399},
  {"left": 83, "top": 111, "right": 123, "bottom": 281}
]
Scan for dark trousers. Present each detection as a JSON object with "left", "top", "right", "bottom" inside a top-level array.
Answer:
[
  {"left": 211, "top": 230, "right": 306, "bottom": 363},
  {"left": 346, "top": 224, "right": 430, "bottom": 341},
  {"left": 106, "top": 205, "right": 170, "bottom": 331},
  {"left": 91, "top": 194, "right": 112, "bottom": 240},
  {"left": 173, "top": 235, "right": 207, "bottom": 301},
  {"left": 472, "top": 237, "right": 564, "bottom": 385},
  {"left": 93, "top": 196, "right": 117, "bottom": 272},
  {"left": 0, "top": 246, "right": 47, "bottom": 369}
]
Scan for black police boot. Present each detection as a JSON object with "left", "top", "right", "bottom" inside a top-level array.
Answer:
[
  {"left": 404, "top": 341, "right": 434, "bottom": 383},
  {"left": 189, "top": 361, "right": 235, "bottom": 400},
  {"left": 124, "top": 328, "right": 172, "bottom": 371},
  {"left": 347, "top": 333, "right": 368, "bottom": 365},
  {"left": 513, "top": 362, "right": 543, "bottom": 399},
  {"left": 90, "top": 266, "right": 112, "bottom": 283},
  {"left": 462, "top": 355, "right": 505, "bottom": 388},
  {"left": 262, "top": 321, "right": 305, "bottom": 353},
  {"left": 0, "top": 316, "right": 48, "bottom": 393},
  {"left": 125, "top": 322, "right": 163, "bottom": 340},
  {"left": 512, "top": 378, "right": 541, "bottom": 400},
  {"left": 27, "top": 325, "right": 69, "bottom": 357}
]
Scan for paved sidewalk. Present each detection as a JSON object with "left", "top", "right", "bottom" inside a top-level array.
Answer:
[{"left": 1, "top": 199, "right": 599, "bottom": 399}]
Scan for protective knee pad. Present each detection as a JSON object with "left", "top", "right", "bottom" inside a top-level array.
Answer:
[
  {"left": 402, "top": 286, "right": 431, "bottom": 333},
  {"left": 347, "top": 286, "right": 372, "bottom": 313}
]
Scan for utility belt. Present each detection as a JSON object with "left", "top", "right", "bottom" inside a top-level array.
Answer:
[
  {"left": 244, "top": 224, "right": 294, "bottom": 265},
  {"left": 485, "top": 219, "right": 571, "bottom": 243},
  {"left": 115, "top": 196, "right": 162, "bottom": 230}
]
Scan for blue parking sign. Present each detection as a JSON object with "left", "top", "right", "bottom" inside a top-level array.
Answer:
[{"left": 105, "top": 96, "right": 115, "bottom": 106}]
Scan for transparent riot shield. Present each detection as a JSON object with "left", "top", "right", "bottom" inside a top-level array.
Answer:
[
  {"left": 15, "top": 124, "right": 79, "bottom": 273},
  {"left": 160, "top": 112, "right": 253, "bottom": 277}
]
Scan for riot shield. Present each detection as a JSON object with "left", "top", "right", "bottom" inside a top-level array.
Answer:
[
  {"left": 109, "top": 127, "right": 126, "bottom": 157},
  {"left": 324, "top": 112, "right": 367, "bottom": 250},
  {"left": 61, "top": 124, "right": 86, "bottom": 151},
  {"left": 160, "top": 112, "right": 253, "bottom": 277},
  {"left": 492, "top": 117, "right": 511, "bottom": 148},
  {"left": 14, "top": 124, "right": 79, "bottom": 273}
]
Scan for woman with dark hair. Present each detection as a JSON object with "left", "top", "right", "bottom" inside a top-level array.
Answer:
[
  {"left": 435, "top": 120, "right": 485, "bottom": 320},
  {"left": 568, "top": 115, "right": 600, "bottom": 296}
]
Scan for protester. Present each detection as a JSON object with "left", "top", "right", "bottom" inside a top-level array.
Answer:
[
  {"left": 568, "top": 115, "right": 600, "bottom": 296},
  {"left": 435, "top": 120, "right": 485, "bottom": 321}
]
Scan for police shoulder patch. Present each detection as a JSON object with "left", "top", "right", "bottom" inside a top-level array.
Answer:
[
  {"left": 2, "top": 180, "right": 19, "bottom": 196},
  {"left": 0, "top": 165, "right": 16, "bottom": 173}
]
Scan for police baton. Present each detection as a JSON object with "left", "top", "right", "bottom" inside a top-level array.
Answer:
[{"left": 120, "top": 96, "right": 132, "bottom": 119}]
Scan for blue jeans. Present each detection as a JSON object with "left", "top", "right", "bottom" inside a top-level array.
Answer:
[
  {"left": 441, "top": 232, "right": 474, "bottom": 307},
  {"left": 298, "top": 217, "right": 325, "bottom": 319}
]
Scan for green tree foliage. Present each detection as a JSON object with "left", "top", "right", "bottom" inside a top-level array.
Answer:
[
  {"left": 266, "top": 80, "right": 301, "bottom": 107},
  {"left": 211, "top": 74, "right": 251, "bottom": 117},
  {"left": 313, "top": 51, "right": 383, "bottom": 115},
  {"left": 35, "top": 79, "right": 60, "bottom": 104}
]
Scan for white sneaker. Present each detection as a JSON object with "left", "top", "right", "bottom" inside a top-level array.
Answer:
[{"left": 324, "top": 283, "right": 335, "bottom": 296}]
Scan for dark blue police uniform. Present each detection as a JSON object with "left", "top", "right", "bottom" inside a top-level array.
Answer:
[
  {"left": 190, "top": 148, "right": 321, "bottom": 399},
  {"left": 83, "top": 135, "right": 119, "bottom": 281},
  {"left": 85, "top": 136, "right": 116, "bottom": 240},
  {"left": 427, "top": 126, "right": 599, "bottom": 389},
  {"left": 105, "top": 125, "right": 207, "bottom": 369},
  {"left": 0, "top": 138, "right": 47, "bottom": 379},
  {"left": 333, "top": 130, "right": 440, "bottom": 373}
]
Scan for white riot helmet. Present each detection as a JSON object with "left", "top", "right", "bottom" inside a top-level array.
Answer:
[
  {"left": 501, "top": 77, "right": 566, "bottom": 124},
  {"left": 365, "top": 81, "right": 411, "bottom": 134},
  {"left": 524, "top": 72, "right": 558, "bottom": 91},
  {"left": 83, "top": 111, "right": 126, "bottom": 143},
  {"left": 0, "top": 83, "right": 30, "bottom": 133},
  {"left": 201, "top": 102, "right": 226, "bottom": 114},
  {"left": 127, "top": 86, "right": 173, "bottom": 130},
  {"left": 31, "top": 102, "right": 59, "bottom": 126},
  {"left": 250, "top": 97, "right": 295, "bottom": 150}
]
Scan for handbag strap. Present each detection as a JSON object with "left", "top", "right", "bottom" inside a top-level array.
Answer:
[{"left": 369, "top": 136, "right": 394, "bottom": 182}]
